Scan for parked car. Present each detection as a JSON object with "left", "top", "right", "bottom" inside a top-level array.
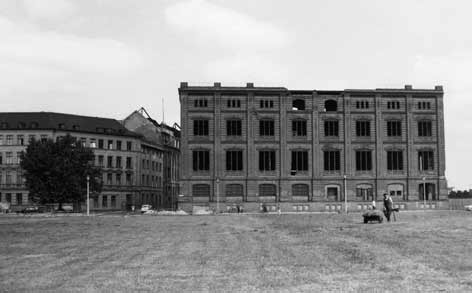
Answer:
[
  {"left": 56, "top": 204, "right": 74, "bottom": 213},
  {"left": 140, "top": 204, "right": 152, "bottom": 213},
  {"left": 18, "top": 206, "right": 41, "bottom": 214},
  {"left": 465, "top": 204, "right": 472, "bottom": 211}
]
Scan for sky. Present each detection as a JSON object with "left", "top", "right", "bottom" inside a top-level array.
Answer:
[{"left": 1, "top": 0, "right": 471, "bottom": 189}]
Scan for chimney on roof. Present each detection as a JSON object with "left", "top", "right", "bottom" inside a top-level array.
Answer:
[
  {"left": 404, "top": 85, "right": 413, "bottom": 90},
  {"left": 435, "top": 85, "right": 443, "bottom": 91},
  {"left": 180, "top": 82, "right": 188, "bottom": 88},
  {"left": 214, "top": 82, "right": 221, "bottom": 87},
  {"left": 246, "top": 82, "right": 254, "bottom": 88}
]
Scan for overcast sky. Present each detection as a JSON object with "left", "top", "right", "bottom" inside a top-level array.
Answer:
[{"left": 1, "top": 0, "right": 471, "bottom": 189}]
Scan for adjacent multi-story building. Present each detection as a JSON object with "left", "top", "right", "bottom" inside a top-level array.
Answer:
[
  {"left": 123, "top": 108, "right": 180, "bottom": 210},
  {"left": 178, "top": 82, "right": 447, "bottom": 212},
  {"left": 0, "top": 112, "right": 165, "bottom": 211}
]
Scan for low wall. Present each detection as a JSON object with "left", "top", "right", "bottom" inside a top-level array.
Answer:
[
  {"left": 179, "top": 200, "right": 450, "bottom": 214},
  {"left": 448, "top": 198, "right": 472, "bottom": 210}
]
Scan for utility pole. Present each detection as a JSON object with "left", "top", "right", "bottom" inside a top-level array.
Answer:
[
  {"left": 344, "top": 175, "right": 347, "bottom": 213},
  {"left": 216, "top": 177, "right": 220, "bottom": 214}
]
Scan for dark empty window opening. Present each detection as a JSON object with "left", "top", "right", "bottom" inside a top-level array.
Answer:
[
  {"left": 291, "top": 150, "right": 308, "bottom": 172},
  {"left": 227, "top": 99, "right": 241, "bottom": 108},
  {"left": 259, "top": 150, "right": 276, "bottom": 171},
  {"left": 356, "top": 120, "right": 371, "bottom": 137},
  {"left": 192, "top": 184, "right": 210, "bottom": 197},
  {"left": 292, "top": 120, "right": 307, "bottom": 136},
  {"left": 192, "top": 150, "right": 210, "bottom": 171},
  {"left": 226, "top": 120, "right": 242, "bottom": 136},
  {"left": 324, "top": 100, "right": 337, "bottom": 112},
  {"left": 259, "top": 184, "right": 276, "bottom": 197},
  {"left": 260, "top": 100, "right": 274, "bottom": 108},
  {"left": 98, "top": 139, "right": 104, "bottom": 149},
  {"left": 387, "top": 121, "right": 402, "bottom": 137},
  {"left": 419, "top": 183, "right": 436, "bottom": 200},
  {"left": 324, "top": 120, "right": 339, "bottom": 137},
  {"left": 193, "top": 120, "right": 209, "bottom": 136},
  {"left": 292, "top": 99, "right": 305, "bottom": 110},
  {"left": 259, "top": 120, "right": 274, "bottom": 136},
  {"left": 225, "top": 184, "right": 243, "bottom": 197},
  {"left": 418, "top": 150, "right": 434, "bottom": 171},
  {"left": 355, "top": 150, "right": 372, "bottom": 171},
  {"left": 194, "top": 99, "right": 208, "bottom": 107},
  {"left": 387, "top": 150, "right": 403, "bottom": 171},
  {"left": 324, "top": 150, "right": 340, "bottom": 171},
  {"left": 226, "top": 150, "right": 243, "bottom": 171},
  {"left": 418, "top": 121, "right": 432, "bottom": 137}
]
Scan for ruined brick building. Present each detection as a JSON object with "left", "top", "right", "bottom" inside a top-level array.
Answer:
[{"left": 178, "top": 82, "right": 447, "bottom": 212}]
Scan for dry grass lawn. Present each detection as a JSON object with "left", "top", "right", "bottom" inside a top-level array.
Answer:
[{"left": 0, "top": 211, "right": 471, "bottom": 292}]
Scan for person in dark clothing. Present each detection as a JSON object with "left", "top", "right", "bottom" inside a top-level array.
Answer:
[{"left": 383, "top": 193, "right": 393, "bottom": 222}]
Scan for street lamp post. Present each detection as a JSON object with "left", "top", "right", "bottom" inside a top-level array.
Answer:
[
  {"left": 423, "top": 177, "right": 426, "bottom": 209},
  {"left": 216, "top": 178, "right": 220, "bottom": 214},
  {"left": 344, "top": 175, "right": 347, "bottom": 213},
  {"left": 86, "top": 175, "right": 90, "bottom": 216}
]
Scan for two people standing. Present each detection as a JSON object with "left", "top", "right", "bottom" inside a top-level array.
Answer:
[{"left": 371, "top": 193, "right": 395, "bottom": 222}]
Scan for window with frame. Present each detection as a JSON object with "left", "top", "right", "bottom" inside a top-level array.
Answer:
[
  {"left": 356, "top": 120, "right": 371, "bottom": 137},
  {"left": 116, "top": 174, "right": 121, "bottom": 185},
  {"left": 326, "top": 186, "right": 338, "bottom": 200},
  {"left": 259, "top": 150, "right": 276, "bottom": 171},
  {"left": 126, "top": 141, "right": 132, "bottom": 151},
  {"left": 388, "top": 184, "right": 404, "bottom": 197},
  {"left": 5, "top": 152, "right": 13, "bottom": 164},
  {"left": 418, "top": 120, "right": 432, "bottom": 137},
  {"left": 226, "top": 150, "right": 243, "bottom": 171},
  {"left": 355, "top": 100, "right": 370, "bottom": 109},
  {"left": 107, "top": 173, "right": 113, "bottom": 185},
  {"left": 226, "top": 120, "right": 242, "bottom": 136},
  {"left": 116, "top": 140, "right": 122, "bottom": 150},
  {"left": 16, "top": 193, "right": 22, "bottom": 205},
  {"left": 194, "top": 99, "right": 208, "bottom": 107},
  {"left": 98, "top": 155, "right": 104, "bottom": 167},
  {"left": 292, "top": 184, "right": 309, "bottom": 197},
  {"left": 324, "top": 120, "right": 339, "bottom": 137},
  {"left": 355, "top": 150, "right": 372, "bottom": 171},
  {"left": 225, "top": 184, "right": 243, "bottom": 197},
  {"left": 356, "top": 185, "right": 373, "bottom": 200},
  {"left": 126, "top": 173, "right": 132, "bottom": 185},
  {"left": 418, "top": 101, "right": 431, "bottom": 110},
  {"left": 292, "top": 99, "right": 305, "bottom": 110},
  {"left": 6, "top": 135, "right": 13, "bottom": 145},
  {"left": 126, "top": 157, "right": 132, "bottom": 169},
  {"left": 193, "top": 120, "right": 209, "bottom": 136},
  {"left": 387, "top": 101, "right": 401, "bottom": 109},
  {"left": 17, "top": 135, "right": 24, "bottom": 145},
  {"left": 116, "top": 156, "right": 122, "bottom": 168},
  {"left": 387, "top": 150, "right": 403, "bottom": 171},
  {"left": 102, "top": 195, "right": 108, "bottom": 208},
  {"left": 259, "top": 119, "right": 274, "bottom": 136},
  {"left": 192, "top": 184, "right": 210, "bottom": 197},
  {"left": 98, "top": 139, "right": 104, "bottom": 149},
  {"left": 387, "top": 121, "right": 402, "bottom": 137},
  {"left": 111, "top": 195, "right": 116, "bottom": 208},
  {"left": 227, "top": 99, "right": 241, "bottom": 108},
  {"left": 107, "top": 156, "right": 113, "bottom": 168},
  {"left": 192, "top": 150, "right": 210, "bottom": 171},
  {"left": 418, "top": 150, "right": 434, "bottom": 171},
  {"left": 292, "top": 120, "right": 307, "bottom": 137},
  {"left": 291, "top": 150, "right": 308, "bottom": 171},
  {"left": 324, "top": 150, "right": 340, "bottom": 171},
  {"left": 259, "top": 184, "right": 276, "bottom": 197},
  {"left": 260, "top": 100, "right": 274, "bottom": 108}
]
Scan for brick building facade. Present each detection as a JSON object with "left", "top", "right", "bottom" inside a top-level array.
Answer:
[{"left": 178, "top": 82, "right": 448, "bottom": 212}]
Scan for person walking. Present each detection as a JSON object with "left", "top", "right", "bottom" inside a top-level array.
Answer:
[{"left": 383, "top": 193, "right": 393, "bottom": 222}]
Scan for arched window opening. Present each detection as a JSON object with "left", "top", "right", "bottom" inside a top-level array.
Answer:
[
  {"left": 292, "top": 99, "right": 305, "bottom": 110},
  {"left": 324, "top": 100, "right": 337, "bottom": 112}
]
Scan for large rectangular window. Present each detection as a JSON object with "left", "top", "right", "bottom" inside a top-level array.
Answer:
[
  {"left": 355, "top": 150, "right": 372, "bottom": 171},
  {"left": 387, "top": 121, "right": 402, "bottom": 137},
  {"left": 192, "top": 150, "right": 210, "bottom": 171},
  {"left": 418, "top": 121, "right": 432, "bottom": 137},
  {"left": 418, "top": 151, "right": 434, "bottom": 171},
  {"left": 324, "top": 150, "right": 340, "bottom": 171},
  {"left": 292, "top": 120, "right": 307, "bottom": 137},
  {"left": 291, "top": 151, "right": 308, "bottom": 171},
  {"left": 324, "top": 120, "right": 339, "bottom": 137},
  {"left": 226, "top": 150, "right": 243, "bottom": 171},
  {"left": 192, "top": 184, "right": 210, "bottom": 197},
  {"left": 193, "top": 120, "right": 209, "bottom": 136},
  {"left": 226, "top": 120, "right": 242, "bottom": 136},
  {"left": 107, "top": 156, "right": 113, "bottom": 168},
  {"left": 259, "top": 150, "right": 276, "bottom": 171},
  {"left": 225, "top": 184, "right": 243, "bottom": 197},
  {"left": 356, "top": 121, "right": 371, "bottom": 137},
  {"left": 259, "top": 120, "right": 274, "bottom": 136},
  {"left": 387, "top": 150, "right": 403, "bottom": 171},
  {"left": 260, "top": 100, "right": 274, "bottom": 108}
]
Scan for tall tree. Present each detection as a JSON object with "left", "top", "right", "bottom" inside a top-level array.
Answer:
[{"left": 20, "top": 134, "right": 102, "bottom": 211}]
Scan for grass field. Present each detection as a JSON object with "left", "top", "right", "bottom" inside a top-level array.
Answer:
[{"left": 1, "top": 211, "right": 471, "bottom": 292}]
